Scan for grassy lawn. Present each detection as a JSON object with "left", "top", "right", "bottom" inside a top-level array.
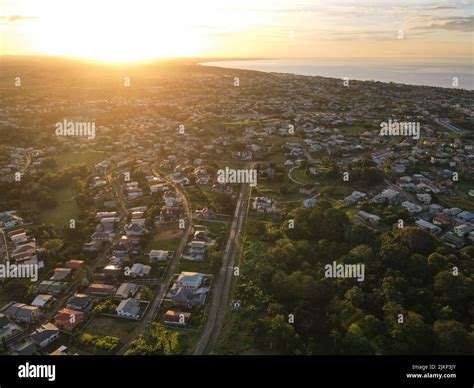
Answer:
[
  {"left": 83, "top": 316, "right": 138, "bottom": 343},
  {"left": 177, "top": 259, "right": 213, "bottom": 274},
  {"left": 255, "top": 174, "right": 306, "bottom": 202},
  {"left": 438, "top": 192, "right": 474, "bottom": 212},
  {"left": 55, "top": 150, "right": 108, "bottom": 166},
  {"left": 194, "top": 219, "right": 229, "bottom": 236},
  {"left": 291, "top": 167, "right": 318, "bottom": 184},
  {"left": 23, "top": 187, "right": 79, "bottom": 230},
  {"left": 338, "top": 125, "right": 369, "bottom": 135},
  {"left": 187, "top": 187, "right": 211, "bottom": 210},
  {"left": 257, "top": 149, "right": 286, "bottom": 162},
  {"left": 143, "top": 222, "right": 183, "bottom": 252}
]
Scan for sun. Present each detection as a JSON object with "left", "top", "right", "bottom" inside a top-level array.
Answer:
[
  {"left": 30, "top": 0, "right": 206, "bottom": 62},
  {"left": 2, "top": 0, "right": 281, "bottom": 62}
]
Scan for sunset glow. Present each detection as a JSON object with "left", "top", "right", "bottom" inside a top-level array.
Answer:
[{"left": 1, "top": 0, "right": 472, "bottom": 62}]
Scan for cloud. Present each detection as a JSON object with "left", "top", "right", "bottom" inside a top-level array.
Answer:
[{"left": 412, "top": 16, "right": 474, "bottom": 32}]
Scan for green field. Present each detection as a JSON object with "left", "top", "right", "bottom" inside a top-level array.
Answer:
[
  {"left": 55, "top": 150, "right": 108, "bottom": 166},
  {"left": 438, "top": 190, "right": 474, "bottom": 212},
  {"left": 290, "top": 167, "right": 318, "bottom": 184},
  {"left": 23, "top": 187, "right": 79, "bottom": 230},
  {"left": 177, "top": 259, "right": 213, "bottom": 274},
  {"left": 83, "top": 316, "right": 138, "bottom": 342},
  {"left": 256, "top": 175, "right": 307, "bottom": 202},
  {"left": 144, "top": 222, "right": 183, "bottom": 252}
]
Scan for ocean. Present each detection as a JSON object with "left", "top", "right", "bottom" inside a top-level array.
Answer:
[{"left": 200, "top": 58, "right": 474, "bottom": 90}]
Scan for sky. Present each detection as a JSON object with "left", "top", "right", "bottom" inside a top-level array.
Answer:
[{"left": 1, "top": 0, "right": 473, "bottom": 62}]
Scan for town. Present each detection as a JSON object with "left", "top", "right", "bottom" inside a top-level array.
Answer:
[{"left": 0, "top": 57, "right": 473, "bottom": 356}]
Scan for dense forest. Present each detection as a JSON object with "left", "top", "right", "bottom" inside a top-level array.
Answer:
[{"left": 222, "top": 201, "right": 474, "bottom": 355}]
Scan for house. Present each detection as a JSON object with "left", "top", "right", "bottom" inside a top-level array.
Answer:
[
  {"left": 453, "top": 224, "right": 473, "bottom": 238},
  {"left": 344, "top": 191, "right": 367, "bottom": 204},
  {"left": 415, "top": 219, "right": 441, "bottom": 235},
  {"left": 8, "top": 230, "right": 28, "bottom": 244},
  {"left": 4, "top": 302, "right": 41, "bottom": 323},
  {"left": 433, "top": 214, "right": 451, "bottom": 226},
  {"left": 193, "top": 207, "right": 215, "bottom": 220},
  {"left": 299, "top": 184, "right": 316, "bottom": 195},
  {"left": 442, "top": 232, "right": 465, "bottom": 249},
  {"left": 303, "top": 198, "right": 317, "bottom": 208},
  {"left": 31, "top": 294, "right": 54, "bottom": 308},
  {"left": 83, "top": 240, "right": 102, "bottom": 253},
  {"left": 149, "top": 250, "right": 169, "bottom": 262},
  {"left": 37, "top": 280, "right": 66, "bottom": 296},
  {"left": 373, "top": 189, "right": 404, "bottom": 204},
  {"left": 192, "top": 225, "right": 209, "bottom": 234},
  {"left": 168, "top": 272, "right": 210, "bottom": 306},
  {"left": 50, "top": 268, "right": 72, "bottom": 281},
  {"left": 175, "top": 272, "right": 205, "bottom": 289},
  {"left": 50, "top": 345, "right": 77, "bottom": 356},
  {"left": 0, "top": 313, "right": 22, "bottom": 340},
  {"left": 163, "top": 310, "right": 191, "bottom": 327},
  {"left": 469, "top": 231, "right": 474, "bottom": 242},
  {"left": 66, "top": 294, "right": 92, "bottom": 311},
  {"left": 189, "top": 240, "right": 206, "bottom": 261},
  {"left": 84, "top": 284, "right": 116, "bottom": 298},
  {"left": 116, "top": 298, "right": 140, "bottom": 319},
  {"left": 103, "top": 264, "right": 123, "bottom": 278},
  {"left": 456, "top": 211, "right": 474, "bottom": 224},
  {"left": 128, "top": 263, "right": 151, "bottom": 278},
  {"left": 95, "top": 211, "right": 118, "bottom": 221},
  {"left": 54, "top": 308, "right": 85, "bottom": 331},
  {"left": 169, "top": 285, "right": 209, "bottom": 307},
  {"left": 11, "top": 340, "right": 40, "bottom": 355},
  {"left": 65, "top": 260, "right": 86, "bottom": 270},
  {"left": 125, "top": 223, "right": 146, "bottom": 236},
  {"left": 30, "top": 323, "right": 59, "bottom": 348},
  {"left": 116, "top": 283, "right": 139, "bottom": 299},
  {"left": 416, "top": 194, "right": 432, "bottom": 204},
  {"left": 253, "top": 197, "right": 278, "bottom": 213},
  {"left": 358, "top": 211, "right": 381, "bottom": 225},
  {"left": 402, "top": 201, "right": 423, "bottom": 214}
]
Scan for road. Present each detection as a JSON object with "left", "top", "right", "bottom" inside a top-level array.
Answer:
[
  {"left": 288, "top": 166, "right": 306, "bottom": 185},
  {"left": 193, "top": 176, "right": 251, "bottom": 355},
  {"left": 116, "top": 166, "right": 192, "bottom": 355}
]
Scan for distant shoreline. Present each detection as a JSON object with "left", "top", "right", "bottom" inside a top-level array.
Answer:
[{"left": 199, "top": 58, "right": 474, "bottom": 91}]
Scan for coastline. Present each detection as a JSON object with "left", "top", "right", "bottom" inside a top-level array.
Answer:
[{"left": 198, "top": 58, "right": 474, "bottom": 91}]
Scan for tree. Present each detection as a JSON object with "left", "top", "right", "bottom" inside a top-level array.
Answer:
[
  {"left": 126, "top": 324, "right": 181, "bottom": 355},
  {"left": 342, "top": 323, "right": 374, "bottom": 355},
  {"left": 73, "top": 267, "right": 90, "bottom": 288},
  {"left": 346, "top": 224, "right": 377, "bottom": 248},
  {"left": 388, "top": 311, "right": 434, "bottom": 354},
  {"left": 257, "top": 314, "right": 300, "bottom": 353},
  {"left": 211, "top": 193, "right": 235, "bottom": 215},
  {"left": 209, "top": 250, "right": 223, "bottom": 275},
  {"left": 433, "top": 320, "right": 472, "bottom": 354},
  {"left": 395, "top": 227, "right": 437, "bottom": 256},
  {"left": 139, "top": 287, "right": 154, "bottom": 301},
  {"left": 37, "top": 191, "right": 57, "bottom": 208},
  {"left": 345, "top": 286, "right": 364, "bottom": 308}
]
